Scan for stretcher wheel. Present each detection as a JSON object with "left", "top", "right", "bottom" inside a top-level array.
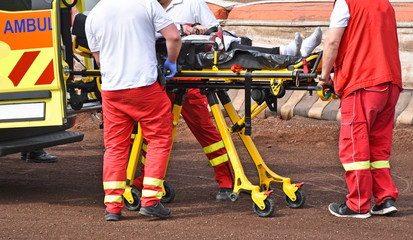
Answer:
[
  {"left": 229, "top": 192, "right": 239, "bottom": 202},
  {"left": 275, "top": 85, "right": 286, "bottom": 98},
  {"left": 253, "top": 198, "right": 275, "bottom": 217},
  {"left": 284, "top": 188, "right": 306, "bottom": 208},
  {"left": 160, "top": 181, "right": 175, "bottom": 203},
  {"left": 123, "top": 188, "right": 141, "bottom": 211}
]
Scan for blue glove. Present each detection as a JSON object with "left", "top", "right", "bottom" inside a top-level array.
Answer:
[{"left": 163, "top": 58, "right": 177, "bottom": 80}]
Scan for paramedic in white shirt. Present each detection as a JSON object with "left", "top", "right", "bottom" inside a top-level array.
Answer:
[{"left": 85, "top": 0, "right": 181, "bottom": 221}]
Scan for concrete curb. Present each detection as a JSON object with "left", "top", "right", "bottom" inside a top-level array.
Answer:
[{"left": 226, "top": 89, "right": 413, "bottom": 126}]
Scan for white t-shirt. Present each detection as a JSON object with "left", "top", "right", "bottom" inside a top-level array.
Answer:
[
  {"left": 330, "top": 0, "right": 350, "bottom": 28},
  {"left": 165, "top": 0, "right": 220, "bottom": 31},
  {"left": 85, "top": 0, "right": 173, "bottom": 91}
]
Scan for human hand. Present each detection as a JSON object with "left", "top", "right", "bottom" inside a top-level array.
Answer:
[
  {"left": 193, "top": 25, "right": 207, "bottom": 35},
  {"left": 163, "top": 58, "right": 177, "bottom": 80},
  {"left": 317, "top": 74, "right": 336, "bottom": 100},
  {"left": 317, "top": 75, "right": 334, "bottom": 89},
  {"left": 182, "top": 25, "right": 196, "bottom": 35}
]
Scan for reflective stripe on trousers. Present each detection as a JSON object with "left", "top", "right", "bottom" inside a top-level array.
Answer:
[{"left": 339, "top": 82, "right": 399, "bottom": 213}]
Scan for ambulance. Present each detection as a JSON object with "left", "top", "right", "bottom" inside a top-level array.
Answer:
[{"left": 0, "top": 0, "right": 94, "bottom": 157}]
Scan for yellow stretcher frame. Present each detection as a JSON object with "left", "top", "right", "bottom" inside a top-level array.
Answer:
[
  {"left": 119, "top": 52, "right": 335, "bottom": 217},
  {"left": 71, "top": 47, "right": 336, "bottom": 216}
]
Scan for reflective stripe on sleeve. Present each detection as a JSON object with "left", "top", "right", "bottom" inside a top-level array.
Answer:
[
  {"left": 370, "top": 160, "right": 390, "bottom": 170},
  {"left": 203, "top": 140, "right": 225, "bottom": 154},
  {"left": 103, "top": 181, "right": 126, "bottom": 190},
  {"left": 142, "top": 189, "right": 163, "bottom": 199},
  {"left": 209, "top": 154, "right": 229, "bottom": 167},
  {"left": 104, "top": 195, "right": 123, "bottom": 203},
  {"left": 342, "top": 160, "right": 370, "bottom": 171}
]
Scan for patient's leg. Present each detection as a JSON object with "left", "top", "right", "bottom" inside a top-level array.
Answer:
[
  {"left": 300, "top": 27, "right": 322, "bottom": 57},
  {"left": 280, "top": 32, "right": 303, "bottom": 56}
]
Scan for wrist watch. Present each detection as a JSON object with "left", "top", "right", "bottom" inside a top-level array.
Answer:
[{"left": 318, "top": 77, "right": 327, "bottom": 82}]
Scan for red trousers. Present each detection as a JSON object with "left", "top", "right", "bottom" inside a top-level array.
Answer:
[
  {"left": 134, "top": 88, "right": 234, "bottom": 189},
  {"left": 102, "top": 82, "right": 172, "bottom": 213},
  {"left": 339, "top": 82, "right": 400, "bottom": 213}
]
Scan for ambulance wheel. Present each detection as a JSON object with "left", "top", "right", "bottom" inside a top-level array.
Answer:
[
  {"left": 284, "top": 188, "right": 306, "bottom": 208},
  {"left": 253, "top": 198, "right": 275, "bottom": 217},
  {"left": 160, "top": 182, "right": 175, "bottom": 203},
  {"left": 123, "top": 188, "right": 141, "bottom": 211}
]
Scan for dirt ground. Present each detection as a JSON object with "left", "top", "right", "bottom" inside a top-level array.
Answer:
[{"left": 0, "top": 111, "right": 412, "bottom": 239}]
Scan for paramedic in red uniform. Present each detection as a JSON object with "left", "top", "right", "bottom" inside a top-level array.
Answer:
[
  {"left": 319, "top": 0, "right": 402, "bottom": 218},
  {"left": 85, "top": 0, "right": 181, "bottom": 220}
]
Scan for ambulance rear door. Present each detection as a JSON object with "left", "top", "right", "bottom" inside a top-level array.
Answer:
[{"left": 0, "top": 1, "right": 68, "bottom": 129}]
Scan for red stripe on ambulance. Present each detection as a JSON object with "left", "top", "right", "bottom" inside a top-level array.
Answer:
[
  {"left": 35, "top": 60, "right": 54, "bottom": 85},
  {"left": 8, "top": 51, "right": 40, "bottom": 87}
]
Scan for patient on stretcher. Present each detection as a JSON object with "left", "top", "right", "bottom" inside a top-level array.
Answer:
[
  {"left": 153, "top": 27, "right": 321, "bottom": 71},
  {"left": 180, "top": 27, "right": 322, "bottom": 58},
  {"left": 72, "top": 13, "right": 322, "bottom": 71}
]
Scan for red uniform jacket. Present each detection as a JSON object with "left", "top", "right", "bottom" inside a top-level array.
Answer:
[{"left": 334, "top": 0, "right": 403, "bottom": 98}]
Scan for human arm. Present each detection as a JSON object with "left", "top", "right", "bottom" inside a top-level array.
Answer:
[
  {"left": 92, "top": 52, "right": 100, "bottom": 67},
  {"left": 180, "top": 0, "right": 220, "bottom": 35},
  {"left": 319, "top": 27, "right": 345, "bottom": 87},
  {"left": 159, "top": 23, "right": 182, "bottom": 79},
  {"left": 319, "top": 0, "right": 349, "bottom": 86}
]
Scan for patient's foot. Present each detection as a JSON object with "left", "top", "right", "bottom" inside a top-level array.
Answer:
[
  {"left": 281, "top": 32, "right": 303, "bottom": 56},
  {"left": 300, "top": 27, "right": 322, "bottom": 57}
]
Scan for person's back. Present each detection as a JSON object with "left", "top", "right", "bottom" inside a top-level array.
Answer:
[{"left": 86, "top": 0, "right": 169, "bottom": 91}]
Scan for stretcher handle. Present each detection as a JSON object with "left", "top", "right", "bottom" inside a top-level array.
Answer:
[
  {"left": 70, "top": 70, "right": 317, "bottom": 81},
  {"left": 71, "top": 70, "right": 101, "bottom": 77},
  {"left": 317, "top": 85, "right": 336, "bottom": 101},
  {"left": 294, "top": 72, "right": 317, "bottom": 79}
]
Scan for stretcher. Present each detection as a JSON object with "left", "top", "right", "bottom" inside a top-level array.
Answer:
[{"left": 70, "top": 16, "right": 336, "bottom": 217}]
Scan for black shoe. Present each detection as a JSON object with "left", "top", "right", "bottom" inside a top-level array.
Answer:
[
  {"left": 328, "top": 202, "right": 371, "bottom": 219},
  {"left": 20, "top": 152, "right": 27, "bottom": 160},
  {"left": 216, "top": 188, "right": 233, "bottom": 202},
  {"left": 104, "top": 210, "right": 121, "bottom": 221},
  {"left": 140, "top": 202, "right": 171, "bottom": 218},
  {"left": 26, "top": 150, "right": 58, "bottom": 163},
  {"left": 371, "top": 198, "right": 397, "bottom": 216}
]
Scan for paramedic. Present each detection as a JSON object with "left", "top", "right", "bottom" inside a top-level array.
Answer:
[
  {"left": 85, "top": 0, "right": 181, "bottom": 220},
  {"left": 319, "top": 0, "right": 402, "bottom": 218},
  {"left": 149, "top": 0, "right": 236, "bottom": 201},
  {"left": 21, "top": 149, "right": 58, "bottom": 163}
]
